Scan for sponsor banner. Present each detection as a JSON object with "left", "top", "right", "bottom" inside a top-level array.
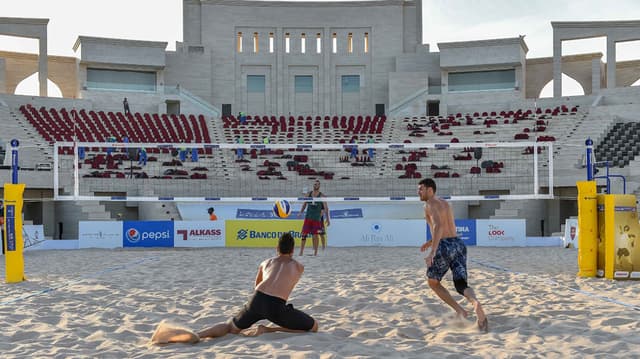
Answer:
[
  {"left": 225, "top": 220, "right": 304, "bottom": 247},
  {"left": 563, "top": 218, "right": 579, "bottom": 248},
  {"left": 5, "top": 205, "right": 16, "bottom": 251},
  {"left": 427, "top": 219, "right": 477, "bottom": 246},
  {"left": 123, "top": 221, "right": 174, "bottom": 248},
  {"left": 79, "top": 221, "right": 124, "bottom": 248},
  {"left": 174, "top": 221, "right": 226, "bottom": 247},
  {"left": 328, "top": 220, "right": 425, "bottom": 247},
  {"left": 23, "top": 225, "right": 44, "bottom": 246},
  {"left": 597, "top": 195, "right": 606, "bottom": 277},
  {"left": 476, "top": 219, "right": 526, "bottom": 247},
  {"left": 610, "top": 195, "right": 640, "bottom": 280}
]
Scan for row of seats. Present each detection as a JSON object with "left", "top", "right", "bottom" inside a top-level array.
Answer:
[
  {"left": 433, "top": 105, "right": 578, "bottom": 120},
  {"left": 595, "top": 122, "right": 640, "bottom": 168},
  {"left": 222, "top": 114, "right": 386, "bottom": 138},
  {"left": 389, "top": 108, "right": 580, "bottom": 180},
  {"left": 18, "top": 102, "right": 559, "bottom": 189},
  {"left": 223, "top": 114, "right": 386, "bottom": 127},
  {"left": 83, "top": 170, "right": 208, "bottom": 180},
  {"left": 402, "top": 113, "right": 560, "bottom": 145},
  {"left": 20, "top": 105, "right": 211, "bottom": 145}
]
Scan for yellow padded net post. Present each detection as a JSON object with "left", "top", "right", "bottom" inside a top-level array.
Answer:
[
  {"left": 4, "top": 183, "right": 26, "bottom": 283},
  {"left": 577, "top": 181, "right": 597, "bottom": 277}
]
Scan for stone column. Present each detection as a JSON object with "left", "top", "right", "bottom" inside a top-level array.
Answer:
[
  {"left": 552, "top": 32, "right": 562, "bottom": 98},
  {"left": 183, "top": 1, "right": 202, "bottom": 45},
  {"left": 0, "top": 58, "right": 6, "bottom": 93},
  {"left": 416, "top": 0, "right": 423, "bottom": 46},
  {"left": 440, "top": 69, "right": 448, "bottom": 115},
  {"left": 276, "top": 28, "right": 284, "bottom": 115},
  {"left": 324, "top": 27, "right": 332, "bottom": 115},
  {"left": 38, "top": 36, "right": 48, "bottom": 97},
  {"left": 591, "top": 57, "right": 601, "bottom": 95},
  {"left": 606, "top": 37, "right": 616, "bottom": 89}
]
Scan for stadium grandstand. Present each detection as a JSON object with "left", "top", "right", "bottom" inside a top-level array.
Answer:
[{"left": 1, "top": 1, "right": 640, "bottom": 240}]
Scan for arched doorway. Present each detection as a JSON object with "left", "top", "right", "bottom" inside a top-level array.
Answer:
[
  {"left": 539, "top": 74, "right": 585, "bottom": 98},
  {"left": 14, "top": 73, "right": 63, "bottom": 98}
]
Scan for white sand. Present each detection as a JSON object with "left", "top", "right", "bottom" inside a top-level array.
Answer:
[{"left": 1, "top": 246, "right": 640, "bottom": 358}]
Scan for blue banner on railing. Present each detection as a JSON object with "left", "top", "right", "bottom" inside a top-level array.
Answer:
[
  {"left": 427, "top": 219, "right": 477, "bottom": 246},
  {"left": 236, "top": 208, "right": 363, "bottom": 219},
  {"left": 329, "top": 209, "right": 363, "bottom": 219},
  {"left": 236, "top": 209, "right": 303, "bottom": 219},
  {"left": 237, "top": 209, "right": 276, "bottom": 219}
]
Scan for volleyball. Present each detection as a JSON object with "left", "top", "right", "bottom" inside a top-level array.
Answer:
[{"left": 273, "top": 199, "right": 292, "bottom": 218}]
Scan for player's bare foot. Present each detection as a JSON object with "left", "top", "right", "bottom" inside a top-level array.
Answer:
[
  {"left": 474, "top": 302, "right": 488, "bottom": 333},
  {"left": 151, "top": 322, "right": 200, "bottom": 344},
  {"left": 150, "top": 323, "right": 167, "bottom": 344},
  {"left": 240, "top": 324, "right": 268, "bottom": 337},
  {"left": 477, "top": 317, "right": 488, "bottom": 332},
  {"left": 456, "top": 309, "right": 469, "bottom": 320},
  {"left": 255, "top": 324, "right": 269, "bottom": 335}
]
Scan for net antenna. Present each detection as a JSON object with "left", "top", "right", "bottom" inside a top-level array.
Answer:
[{"left": 53, "top": 141, "right": 553, "bottom": 203}]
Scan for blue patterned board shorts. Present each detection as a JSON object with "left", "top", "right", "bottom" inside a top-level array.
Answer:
[{"left": 426, "top": 237, "right": 468, "bottom": 281}]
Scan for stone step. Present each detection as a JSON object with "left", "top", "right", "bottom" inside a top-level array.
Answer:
[{"left": 493, "top": 208, "right": 518, "bottom": 217}]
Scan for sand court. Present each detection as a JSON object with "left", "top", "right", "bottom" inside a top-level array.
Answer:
[{"left": 1, "top": 247, "right": 640, "bottom": 357}]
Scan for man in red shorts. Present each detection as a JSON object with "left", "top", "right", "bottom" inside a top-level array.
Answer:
[{"left": 299, "top": 180, "right": 330, "bottom": 256}]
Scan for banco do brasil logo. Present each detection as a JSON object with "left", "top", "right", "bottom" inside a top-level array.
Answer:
[
  {"left": 237, "top": 229, "right": 248, "bottom": 240},
  {"left": 126, "top": 228, "right": 141, "bottom": 243}
]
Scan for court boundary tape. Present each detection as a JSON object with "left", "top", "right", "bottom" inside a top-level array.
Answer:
[
  {"left": 0, "top": 255, "right": 160, "bottom": 306},
  {"left": 470, "top": 258, "right": 640, "bottom": 312}
]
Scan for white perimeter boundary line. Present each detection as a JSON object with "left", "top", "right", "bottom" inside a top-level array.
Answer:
[
  {"left": 0, "top": 256, "right": 160, "bottom": 306},
  {"left": 470, "top": 259, "right": 640, "bottom": 312}
]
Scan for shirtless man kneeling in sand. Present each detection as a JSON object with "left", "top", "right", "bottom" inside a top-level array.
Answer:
[{"left": 151, "top": 233, "right": 318, "bottom": 344}]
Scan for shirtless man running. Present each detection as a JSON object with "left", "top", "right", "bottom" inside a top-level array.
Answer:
[
  {"left": 151, "top": 233, "right": 318, "bottom": 344},
  {"left": 418, "top": 178, "right": 488, "bottom": 332}
]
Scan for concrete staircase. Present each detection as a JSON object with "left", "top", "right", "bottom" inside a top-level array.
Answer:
[
  {"left": 0, "top": 104, "right": 52, "bottom": 168},
  {"left": 136, "top": 186, "right": 182, "bottom": 221},
  {"left": 553, "top": 107, "right": 625, "bottom": 187},
  {"left": 490, "top": 181, "right": 549, "bottom": 236},
  {"left": 54, "top": 195, "right": 113, "bottom": 239},
  {"left": 490, "top": 198, "right": 547, "bottom": 236}
]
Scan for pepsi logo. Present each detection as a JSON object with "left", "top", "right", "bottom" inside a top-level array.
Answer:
[{"left": 126, "top": 228, "right": 141, "bottom": 243}]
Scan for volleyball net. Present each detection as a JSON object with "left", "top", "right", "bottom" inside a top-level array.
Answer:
[{"left": 53, "top": 141, "right": 553, "bottom": 202}]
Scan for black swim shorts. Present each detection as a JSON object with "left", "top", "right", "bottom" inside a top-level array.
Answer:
[
  {"left": 426, "top": 237, "right": 468, "bottom": 282},
  {"left": 232, "top": 291, "right": 315, "bottom": 331}
]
